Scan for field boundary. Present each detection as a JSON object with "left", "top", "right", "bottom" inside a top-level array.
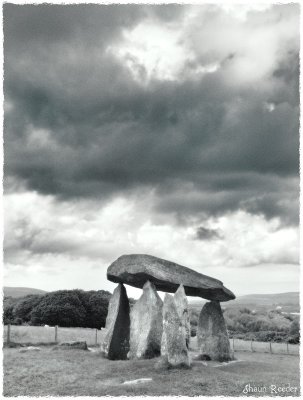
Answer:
[
  {"left": 3, "top": 324, "right": 106, "bottom": 347},
  {"left": 230, "top": 337, "right": 299, "bottom": 355},
  {"left": 3, "top": 324, "right": 299, "bottom": 355}
]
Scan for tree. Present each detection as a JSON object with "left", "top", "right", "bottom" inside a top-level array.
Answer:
[
  {"left": 239, "top": 307, "right": 252, "bottom": 314},
  {"left": 3, "top": 296, "right": 24, "bottom": 325},
  {"left": 3, "top": 303, "right": 14, "bottom": 325},
  {"left": 288, "top": 319, "right": 300, "bottom": 344},
  {"left": 29, "top": 289, "right": 112, "bottom": 328},
  {"left": 289, "top": 319, "right": 300, "bottom": 335},
  {"left": 3, "top": 289, "right": 112, "bottom": 328},
  {"left": 13, "top": 295, "right": 43, "bottom": 323},
  {"left": 30, "top": 290, "right": 87, "bottom": 327},
  {"left": 74, "top": 289, "right": 111, "bottom": 329},
  {"left": 86, "top": 290, "right": 111, "bottom": 329}
]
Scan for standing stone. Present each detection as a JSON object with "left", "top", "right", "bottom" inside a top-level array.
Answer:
[
  {"left": 101, "top": 284, "right": 130, "bottom": 360},
  {"left": 174, "top": 284, "right": 191, "bottom": 349},
  {"left": 197, "top": 301, "right": 231, "bottom": 362},
  {"left": 161, "top": 292, "right": 190, "bottom": 368},
  {"left": 128, "top": 281, "right": 163, "bottom": 359}
]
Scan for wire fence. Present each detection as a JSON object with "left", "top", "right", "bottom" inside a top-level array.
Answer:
[
  {"left": 3, "top": 324, "right": 106, "bottom": 346},
  {"left": 230, "top": 337, "right": 299, "bottom": 356},
  {"left": 3, "top": 324, "right": 299, "bottom": 355}
]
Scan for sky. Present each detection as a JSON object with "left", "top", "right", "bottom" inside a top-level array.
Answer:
[{"left": 3, "top": 3, "right": 300, "bottom": 299}]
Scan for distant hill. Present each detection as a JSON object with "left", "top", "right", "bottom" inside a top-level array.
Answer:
[
  {"left": 189, "top": 292, "right": 300, "bottom": 313},
  {"left": 3, "top": 287, "right": 47, "bottom": 298},
  {"left": 233, "top": 292, "right": 299, "bottom": 306}
]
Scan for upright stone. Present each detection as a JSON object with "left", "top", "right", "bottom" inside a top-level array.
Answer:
[
  {"left": 161, "top": 293, "right": 190, "bottom": 368},
  {"left": 197, "top": 301, "right": 231, "bottom": 362},
  {"left": 128, "top": 281, "right": 163, "bottom": 359},
  {"left": 174, "top": 284, "right": 191, "bottom": 349},
  {"left": 101, "top": 284, "right": 130, "bottom": 360}
]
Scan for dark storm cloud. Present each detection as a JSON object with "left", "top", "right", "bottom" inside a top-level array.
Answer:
[
  {"left": 3, "top": 4, "right": 299, "bottom": 226},
  {"left": 195, "top": 227, "right": 223, "bottom": 241}
]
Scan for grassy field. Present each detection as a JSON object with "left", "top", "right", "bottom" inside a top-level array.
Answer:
[
  {"left": 3, "top": 325, "right": 300, "bottom": 396},
  {"left": 4, "top": 325, "right": 106, "bottom": 346},
  {"left": 3, "top": 346, "right": 300, "bottom": 397}
]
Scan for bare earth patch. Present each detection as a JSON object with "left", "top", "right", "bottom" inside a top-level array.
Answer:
[{"left": 3, "top": 347, "right": 300, "bottom": 397}]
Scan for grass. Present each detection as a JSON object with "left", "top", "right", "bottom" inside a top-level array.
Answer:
[
  {"left": 3, "top": 326, "right": 300, "bottom": 396},
  {"left": 3, "top": 346, "right": 300, "bottom": 397},
  {"left": 3, "top": 325, "right": 106, "bottom": 346}
]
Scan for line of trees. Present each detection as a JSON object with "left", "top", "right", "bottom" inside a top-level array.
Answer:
[
  {"left": 4, "top": 291, "right": 300, "bottom": 344},
  {"left": 3, "top": 289, "right": 112, "bottom": 329}
]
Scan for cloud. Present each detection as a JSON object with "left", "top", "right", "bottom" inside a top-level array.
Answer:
[
  {"left": 4, "top": 191, "right": 299, "bottom": 270},
  {"left": 195, "top": 227, "right": 223, "bottom": 241},
  {"left": 4, "top": 190, "right": 299, "bottom": 294},
  {"left": 3, "top": 3, "right": 299, "bottom": 232}
]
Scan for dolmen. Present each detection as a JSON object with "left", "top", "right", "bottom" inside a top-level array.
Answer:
[{"left": 101, "top": 254, "right": 235, "bottom": 367}]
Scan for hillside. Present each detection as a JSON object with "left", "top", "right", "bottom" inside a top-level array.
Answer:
[
  {"left": 189, "top": 292, "right": 300, "bottom": 313},
  {"left": 233, "top": 292, "right": 299, "bottom": 306},
  {"left": 229, "top": 292, "right": 300, "bottom": 313},
  {"left": 3, "top": 287, "right": 47, "bottom": 298}
]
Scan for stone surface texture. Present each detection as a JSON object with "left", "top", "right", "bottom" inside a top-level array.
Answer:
[
  {"left": 128, "top": 281, "right": 163, "bottom": 359},
  {"left": 197, "top": 301, "right": 232, "bottom": 362},
  {"left": 101, "top": 284, "right": 130, "bottom": 360},
  {"left": 174, "top": 284, "right": 191, "bottom": 349},
  {"left": 161, "top": 292, "right": 190, "bottom": 368},
  {"left": 107, "top": 254, "right": 235, "bottom": 301}
]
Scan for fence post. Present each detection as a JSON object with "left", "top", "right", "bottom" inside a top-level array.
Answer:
[
  {"left": 286, "top": 342, "right": 289, "bottom": 354},
  {"left": 269, "top": 341, "right": 272, "bottom": 354},
  {"left": 7, "top": 324, "right": 11, "bottom": 344},
  {"left": 95, "top": 329, "right": 98, "bottom": 345},
  {"left": 233, "top": 338, "right": 235, "bottom": 352},
  {"left": 251, "top": 339, "right": 253, "bottom": 352},
  {"left": 55, "top": 325, "right": 58, "bottom": 342}
]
